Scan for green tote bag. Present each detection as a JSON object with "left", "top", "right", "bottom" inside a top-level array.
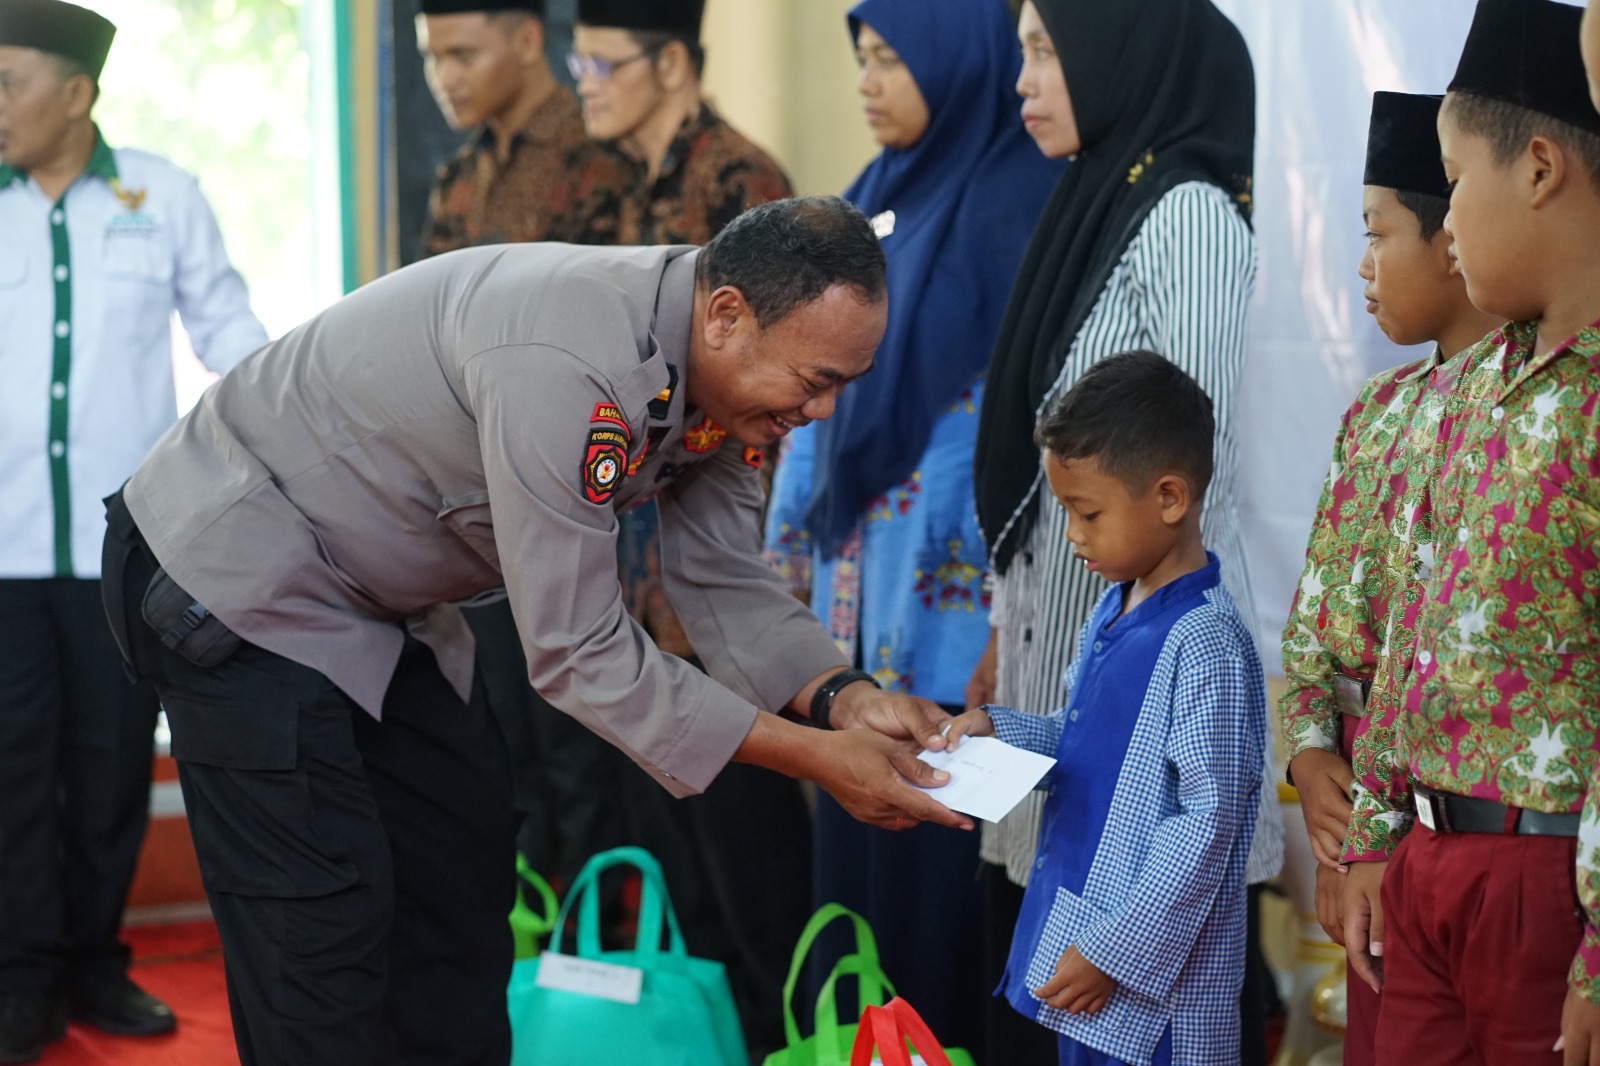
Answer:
[
  {"left": 764, "top": 903, "right": 897, "bottom": 1066},
  {"left": 507, "top": 846, "right": 747, "bottom": 1066},
  {"left": 508, "top": 854, "right": 558, "bottom": 961},
  {"left": 763, "top": 904, "right": 976, "bottom": 1066}
]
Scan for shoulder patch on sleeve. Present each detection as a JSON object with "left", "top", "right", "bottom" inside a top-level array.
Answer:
[
  {"left": 583, "top": 427, "right": 627, "bottom": 505},
  {"left": 591, "top": 402, "right": 629, "bottom": 435}
]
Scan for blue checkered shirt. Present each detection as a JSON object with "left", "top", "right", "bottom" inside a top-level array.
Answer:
[{"left": 991, "top": 557, "right": 1264, "bottom": 1066}]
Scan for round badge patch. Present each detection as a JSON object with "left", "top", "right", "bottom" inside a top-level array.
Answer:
[{"left": 584, "top": 442, "right": 626, "bottom": 504}]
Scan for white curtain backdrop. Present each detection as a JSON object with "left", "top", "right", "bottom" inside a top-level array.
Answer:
[{"left": 1206, "top": 0, "right": 1583, "bottom": 663}]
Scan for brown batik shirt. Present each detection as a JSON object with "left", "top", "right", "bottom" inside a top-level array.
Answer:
[
  {"left": 561, "top": 102, "right": 793, "bottom": 247},
  {"left": 422, "top": 85, "right": 620, "bottom": 255}
]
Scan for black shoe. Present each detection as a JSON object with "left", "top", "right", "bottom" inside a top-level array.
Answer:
[
  {"left": 66, "top": 977, "right": 176, "bottom": 1037},
  {"left": 0, "top": 993, "right": 66, "bottom": 1065}
]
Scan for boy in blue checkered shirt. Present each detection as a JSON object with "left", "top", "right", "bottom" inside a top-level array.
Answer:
[{"left": 945, "top": 351, "right": 1265, "bottom": 1066}]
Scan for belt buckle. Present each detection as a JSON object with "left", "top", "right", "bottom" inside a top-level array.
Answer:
[
  {"left": 1413, "top": 789, "right": 1445, "bottom": 832},
  {"left": 1333, "top": 673, "right": 1371, "bottom": 717}
]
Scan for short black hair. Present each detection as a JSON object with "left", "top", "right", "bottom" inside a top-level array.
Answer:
[
  {"left": 629, "top": 29, "right": 704, "bottom": 79},
  {"left": 1034, "top": 350, "right": 1216, "bottom": 500},
  {"left": 486, "top": 8, "right": 541, "bottom": 30},
  {"left": 1392, "top": 188, "right": 1450, "bottom": 242},
  {"left": 1443, "top": 90, "right": 1600, "bottom": 189},
  {"left": 696, "top": 196, "right": 887, "bottom": 327},
  {"left": 52, "top": 53, "right": 98, "bottom": 102}
]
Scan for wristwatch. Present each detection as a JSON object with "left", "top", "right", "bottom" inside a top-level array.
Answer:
[{"left": 809, "top": 668, "right": 880, "bottom": 730}]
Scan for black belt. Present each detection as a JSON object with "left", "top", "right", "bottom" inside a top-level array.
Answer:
[{"left": 1413, "top": 783, "right": 1580, "bottom": 837}]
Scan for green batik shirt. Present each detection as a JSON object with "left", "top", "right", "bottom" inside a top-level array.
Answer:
[
  {"left": 1279, "top": 345, "right": 1463, "bottom": 773},
  {"left": 1353, "top": 319, "right": 1600, "bottom": 1001},
  {"left": 1338, "top": 333, "right": 1508, "bottom": 863}
]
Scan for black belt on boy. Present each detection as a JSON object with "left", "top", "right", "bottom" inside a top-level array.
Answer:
[{"left": 1411, "top": 782, "right": 1581, "bottom": 837}]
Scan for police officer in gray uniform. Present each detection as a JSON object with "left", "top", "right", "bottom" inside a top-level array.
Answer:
[{"left": 101, "top": 197, "right": 967, "bottom": 1066}]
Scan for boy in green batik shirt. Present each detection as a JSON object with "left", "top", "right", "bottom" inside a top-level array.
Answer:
[
  {"left": 1277, "top": 89, "right": 1501, "bottom": 1066},
  {"left": 1339, "top": 1, "right": 1600, "bottom": 1062}
]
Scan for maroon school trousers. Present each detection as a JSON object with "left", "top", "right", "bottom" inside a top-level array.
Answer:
[{"left": 1373, "top": 823, "right": 1581, "bottom": 1066}]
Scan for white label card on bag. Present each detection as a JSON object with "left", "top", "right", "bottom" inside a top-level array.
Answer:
[
  {"left": 872, "top": 1057, "right": 929, "bottom": 1065},
  {"left": 534, "top": 952, "right": 643, "bottom": 1005}
]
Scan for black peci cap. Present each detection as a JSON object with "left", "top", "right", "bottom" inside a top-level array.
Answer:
[
  {"left": 1448, "top": 0, "right": 1600, "bottom": 136},
  {"left": 575, "top": 0, "right": 703, "bottom": 36},
  {"left": 0, "top": 0, "right": 115, "bottom": 80},
  {"left": 418, "top": 0, "right": 544, "bottom": 16},
  {"left": 1364, "top": 92, "right": 1450, "bottom": 198}
]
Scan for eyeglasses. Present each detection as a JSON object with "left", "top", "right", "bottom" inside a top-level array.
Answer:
[{"left": 566, "top": 49, "right": 654, "bottom": 82}]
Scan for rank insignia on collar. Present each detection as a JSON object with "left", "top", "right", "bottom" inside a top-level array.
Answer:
[
  {"left": 682, "top": 416, "right": 726, "bottom": 453},
  {"left": 648, "top": 365, "right": 678, "bottom": 421},
  {"left": 742, "top": 446, "right": 764, "bottom": 469}
]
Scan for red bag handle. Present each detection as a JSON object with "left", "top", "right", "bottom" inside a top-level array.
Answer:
[{"left": 848, "top": 998, "right": 955, "bottom": 1066}]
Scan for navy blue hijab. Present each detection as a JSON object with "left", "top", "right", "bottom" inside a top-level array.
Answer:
[{"left": 802, "top": 0, "right": 1065, "bottom": 558}]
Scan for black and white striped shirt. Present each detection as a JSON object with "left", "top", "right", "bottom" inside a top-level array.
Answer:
[{"left": 983, "top": 181, "right": 1285, "bottom": 886}]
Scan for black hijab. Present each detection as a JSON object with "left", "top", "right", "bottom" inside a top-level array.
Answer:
[{"left": 974, "top": 0, "right": 1256, "bottom": 573}]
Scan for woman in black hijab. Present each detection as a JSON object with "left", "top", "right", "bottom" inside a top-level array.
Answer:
[{"left": 972, "top": 3, "right": 1282, "bottom": 1064}]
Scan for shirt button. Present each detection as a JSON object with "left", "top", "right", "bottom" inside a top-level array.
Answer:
[
  {"left": 54, "top": 321, "right": 69, "bottom": 338},
  {"left": 1092, "top": 641, "right": 1103, "bottom": 653},
  {"left": 1035, "top": 856, "right": 1046, "bottom": 871},
  {"left": 51, "top": 382, "right": 66, "bottom": 399},
  {"left": 54, "top": 264, "right": 68, "bottom": 282},
  {"left": 1457, "top": 527, "right": 1469, "bottom": 544},
  {"left": 51, "top": 209, "right": 63, "bottom": 225},
  {"left": 49, "top": 440, "right": 65, "bottom": 458},
  {"left": 1418, "top": 650, "right": 1433, "bottom": 666},
  {"left": 1069, "top": 709, "right": 1080, "bottom": 721},
  {"left": 1491, "top": 406, "right": 1504, "bottom": 421}
]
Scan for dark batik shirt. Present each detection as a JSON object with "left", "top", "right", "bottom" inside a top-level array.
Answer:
[
  {"left": 422, "top": 85, "right": 621, "bottom": 255},
  {"left": 562, "top": 103, "right": 793, "bottom": 247},
  {"left": 561, "top": 102, "right": 791, "bottom": 641}
]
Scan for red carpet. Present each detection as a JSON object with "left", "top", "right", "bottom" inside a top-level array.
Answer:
[{"left": 43, "top": 921, "right": 237, "bottom": 1066}]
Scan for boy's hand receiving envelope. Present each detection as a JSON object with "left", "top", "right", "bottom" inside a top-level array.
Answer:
[{"left": 911, "top": 709, "right": 1056, "bottom": 823}]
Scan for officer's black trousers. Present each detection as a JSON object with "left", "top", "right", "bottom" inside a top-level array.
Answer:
[
  {"left": 0, "top": 577, "right": 160, "bottom": 995},
  {"left": 104, "top": 502, "right": 516, "bottom": 1066}
]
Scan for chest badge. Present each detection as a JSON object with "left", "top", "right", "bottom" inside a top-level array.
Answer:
[
  {"left": 742, "top": 446, "right": 764, "bottom": 469},
  {"left": 682, "top": 416, "right": 727, "bottom": 453},
  {"left": 109, "top": 179, "right": 146, "bottom": 213}
]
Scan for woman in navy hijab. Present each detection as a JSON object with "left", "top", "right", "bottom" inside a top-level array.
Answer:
[{"left": 764, "top": 0, "right": 1062, "bottom": 1050}]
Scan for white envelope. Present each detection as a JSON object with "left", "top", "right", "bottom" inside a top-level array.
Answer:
[{"left": 913, "top": 735, "right": 1056, "bottom": 823}]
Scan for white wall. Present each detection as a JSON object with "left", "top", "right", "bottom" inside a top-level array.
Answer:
[{"left": 1212, "top": 0, "right": 1482, "bottom": 661}]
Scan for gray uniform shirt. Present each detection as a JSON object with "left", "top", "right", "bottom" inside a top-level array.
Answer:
[{"left": 124, "top": 243, "right": 846, "bottom": 796}]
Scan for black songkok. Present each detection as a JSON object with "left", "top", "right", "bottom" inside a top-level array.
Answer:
[
  {"left": 575, "top": 0, "right": 703, "bottom": 36},
  {"left": 0, "top": 0, "right": 115, "bottom": 80},
  {"left": 1448, "top": 0, "right": 1600, "bottom": 137},
  {"left": 1364, "top": 92, "right": 1450, "bottom": 198},
  {"left": 417, "top": 0, "right": 544, "bottom": 16}
]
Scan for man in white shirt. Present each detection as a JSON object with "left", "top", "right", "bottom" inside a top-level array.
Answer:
[{"left": 0, "top": 1, "right": 266, "bottom": 1059}]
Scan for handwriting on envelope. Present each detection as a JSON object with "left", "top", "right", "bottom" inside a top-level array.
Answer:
[{"left": 913, "top": 736, "right": 1056, "bottom": 823}]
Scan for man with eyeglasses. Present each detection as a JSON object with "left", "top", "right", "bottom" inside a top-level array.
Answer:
[
  {"left": 416, "top": 0, "right": 621, "bottom": 253},
  {"left": 564, "top": 0, "right": 791, "bottom": 246},
  {"left": 416, "top": 0, "right": 640, "bottom": 963},
  {"left": 563, "top": 4, "right": 803, "bottom": 1057}
]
